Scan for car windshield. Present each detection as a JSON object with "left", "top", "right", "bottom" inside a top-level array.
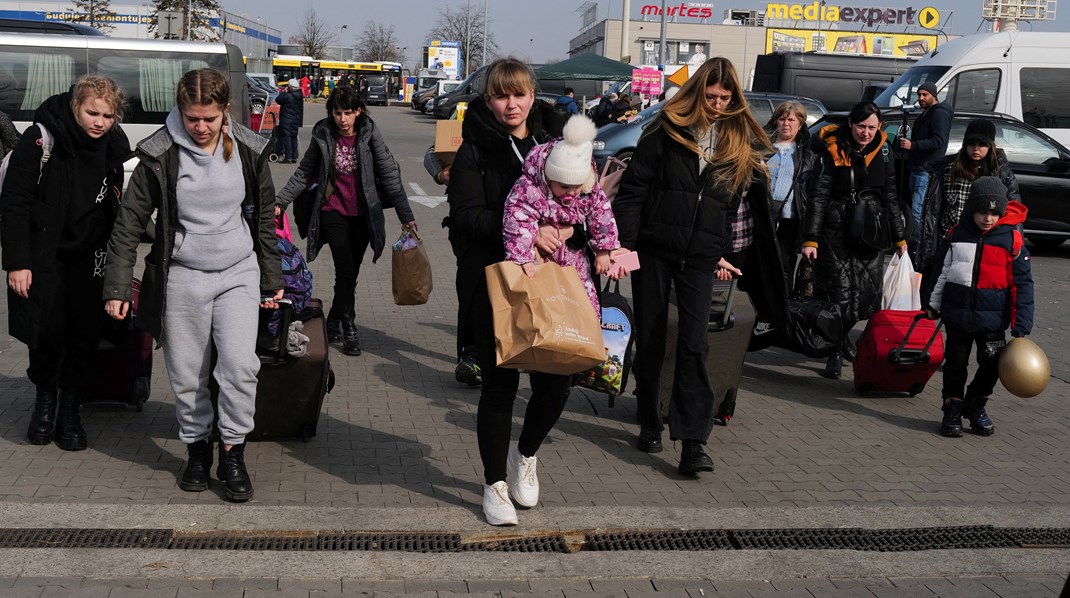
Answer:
[
  {"left": 368, "top": 76, "right": 387, "bottom": 86},
  {"left": 247, "top": 77, "right": 274, "bottom": 94},
  {"left": 875, "top": 66, "right": 950, "bottom": 108}
]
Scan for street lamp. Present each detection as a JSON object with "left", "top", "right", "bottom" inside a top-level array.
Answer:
[{"left": 337, "top": 24, "right": 348, "bottom": 60}]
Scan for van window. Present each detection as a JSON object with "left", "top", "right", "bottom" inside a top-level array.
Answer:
[
  {"left": 874, "top": 65, "right": 950, "bottom": 108},
  {"left": 0, "top": 47, "right": 82, "bottom": 116},
  {"left": 946, "top": 68, "right": 999, "bottom": 112},
  {"left": 1019, "top": 67, "right": 1070, "bottom": 129},
  {"left": 96, "top": 52, "right": 212, "bottom": 119}
]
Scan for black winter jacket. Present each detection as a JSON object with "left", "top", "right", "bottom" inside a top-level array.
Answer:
[
  {"left": 766, "top": 125, "right": 818, "bottom": 251},
  {"left": 914, "top": 149, "right": 1019, "bottom": 275},
  {"left": 614, "top": 121, "right": 746, "bottom": 272},
  {"left": 102, "top": 122, "right": 282, "bottom": 343},
  {"left": 0, "top": 91, "right": 131, "bottom": 348},
  {"left": 804, "top": 126, "right": 906, "bottom": 324},
  {"left": 907, "top": 100, "right": 953, "bottom": 170},
  {"left": 276, "top": 116, "right": 413, "bottom": 263},
  {"left": 274, "top": 88, "right": 304, "bottom": 136}
]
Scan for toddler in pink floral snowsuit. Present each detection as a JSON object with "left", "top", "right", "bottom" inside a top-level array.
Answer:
[{"left": 503, "top": 116, "right": 621, "bottom": 315}]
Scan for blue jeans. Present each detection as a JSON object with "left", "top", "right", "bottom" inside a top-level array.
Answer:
[{"left": 909, "top": 169, "right": 929, "bottom": 237}]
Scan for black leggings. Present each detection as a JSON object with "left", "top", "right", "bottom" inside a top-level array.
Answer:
[
  {"left": 318, "top": 210, "right": 371, "bottom": 322},
  {"left": 471, "top": 268, "right": 572, "bottom": 485},
  {"left": 942, "top": 326, "right": 1006, "bottom": 400}
]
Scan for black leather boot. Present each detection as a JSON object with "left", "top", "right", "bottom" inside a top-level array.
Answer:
[
  {"left": 940, "top": 398, "right": 963, "bottom": 438},
  {"left": 27, "top": 384, "right": 59, "bottom": 445},
  {"left": 679, "top": 440, "right": 714, "bottom": 475},
  {"left": 55, "top": 389, "right": 87, "bottom": 451},
  {"left": 822, "top": 352, "right": 843, "bottom": 379},
  {"left": 341, "top": 317, "right": 362, "bottom": 356},
  {"left": 216, "top": 442, "right": 253, "bottom": 502},
  {"left": 326, "top": 317, "right": 343, "bottom": 343},
  {"left": 179, "top": 439, "right": 214, "bottom": 492}
]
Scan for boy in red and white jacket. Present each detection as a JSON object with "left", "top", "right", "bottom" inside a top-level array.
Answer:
[{"left": 928, "top": 176, "right": 1034, "bottom": 438}]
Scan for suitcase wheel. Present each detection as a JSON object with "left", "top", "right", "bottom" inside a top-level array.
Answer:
[
  {"left": 133, "top": 377, "right": 150, "bottom": 412},
  {"left": 909, "top": 383, "right": 926, "bottom": 397},
  {"left": 855, "top": 382, "right": 873, "bottom": 396}
]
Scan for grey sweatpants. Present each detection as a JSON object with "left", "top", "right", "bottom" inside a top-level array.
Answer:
[{"left": 163, "top": 254, "right": 261, "bottom": 445}]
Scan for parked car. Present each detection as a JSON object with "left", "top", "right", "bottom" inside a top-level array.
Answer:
[
  {"left": 592, "top": 92, "right": 827, "bottom": 168},
  {"left": 433, "top": 65, "right": 491, "bottom": 119},
  {"left": 810, "top": 109, "right": 1070, "bottom": 249}
]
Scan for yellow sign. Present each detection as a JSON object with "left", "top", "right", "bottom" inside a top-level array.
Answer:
[
  {"left": 765, "top": 3, "right": 931, "bottom": 27},
  {"left": 667, "top": 65, "right": 690, "bottom": 87},
  {"left": 766, "top": 27, "right": 939, "bottom": 57},
  {"left": 918, "top": 6, "right": 940, "bottom": 29}
]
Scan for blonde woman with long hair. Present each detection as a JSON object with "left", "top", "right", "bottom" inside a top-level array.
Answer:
[{"left": 614, "top": 57, "right": 783, "bottom": 476}]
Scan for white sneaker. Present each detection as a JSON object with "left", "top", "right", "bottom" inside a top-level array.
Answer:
[
  {"left": 507, "top": 445, "right": 539, "bottom": 508},
  {"left": 482, "top": 481, "right": 518, "bottom": 526}
]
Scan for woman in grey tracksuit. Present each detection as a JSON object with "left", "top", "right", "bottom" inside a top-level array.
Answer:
[{"left": 103, "top": 69, "right": 282, "bottom": 503}]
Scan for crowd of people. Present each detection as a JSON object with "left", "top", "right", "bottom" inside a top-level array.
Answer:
[{"left": 0, "top": 56, "right": 1035, "bottom": 524}]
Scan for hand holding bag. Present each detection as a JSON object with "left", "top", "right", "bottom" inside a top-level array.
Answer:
[
  {"left": 485, "top": 261, "right": 606, "bottom": 375},
  {"left": 391, "top": 229, "right": 433, "bottom": 305},
  {"left": 881, "top": 253, "right": 922, "bottom": 311}
]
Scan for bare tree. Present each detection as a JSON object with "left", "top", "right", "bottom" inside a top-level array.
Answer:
[
  {"left": 292, "top": 6, "right": 335, "bottom": 59},
  {"left": 426, "top": 3, "right": 498, "bottom": 74},
  {"left": 67, "top": 0, "right": 118, "bottom": 33},
  {"left": 353, "top": 21, "right": 404, "bottom": 63},
  {"left": 148, "top": 0, "right": 221, "bottom": 41}
]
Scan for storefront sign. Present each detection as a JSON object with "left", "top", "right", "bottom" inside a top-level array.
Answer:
[
  {"left": 640, "top": 3, "right": 715, "bottom": 19},
  {"left": 765, "top": 3, "right": 940, "bottom": 27},
  {"left": 766, "top": 27, "right": 938, "bottom": 56}
]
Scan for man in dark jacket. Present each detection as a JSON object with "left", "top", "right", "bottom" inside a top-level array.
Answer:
[
  {"left": 900, "top": 81, "right": 952, "bottom": 236},
  {"left": 274, "top": 79, "right": 304, "bottom": 163},
  {"left": 555, "top": 88, "right": 579, "bottom": 115}
]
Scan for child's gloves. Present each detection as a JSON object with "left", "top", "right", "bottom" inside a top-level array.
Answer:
[{"left": 923, "top": 307, "right": 939, "bottom": 320}]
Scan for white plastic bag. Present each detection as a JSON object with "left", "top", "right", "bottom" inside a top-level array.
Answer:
[{"left": 881, "top": 253, "right": 921, "bottom": 311}]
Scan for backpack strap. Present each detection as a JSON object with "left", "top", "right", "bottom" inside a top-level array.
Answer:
[{"left": 37, "top": 123, "right": 53, "bottom": 165}]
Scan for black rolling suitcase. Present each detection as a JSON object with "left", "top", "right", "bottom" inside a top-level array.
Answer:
[
  {"left": 82, "top": 278, "right": 153, "bottom": 411},
  {"left": 211, "top": 298, "right": 333, "bottom": 441},
  {"left": 660, "top": 279, "right": 754, "bottom": 425}
]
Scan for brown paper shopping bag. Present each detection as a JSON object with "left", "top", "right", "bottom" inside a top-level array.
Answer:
[
  {"left": 391, "top": 230, "right": 433, "bottom": 305},
  {"left": 485, "top": 261, "right": 607, "bottom": 375}
]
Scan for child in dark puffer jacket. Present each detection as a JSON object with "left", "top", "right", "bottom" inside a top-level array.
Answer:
[{"left": 927, "top": 176, "right": 1034, "bottom": 438}]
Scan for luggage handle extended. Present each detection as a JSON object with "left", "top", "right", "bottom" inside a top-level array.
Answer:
[
  {"left": 708, "top": 279, "right": 737, "bottom": 333},
  {"left": 888, "top": 311, "right": 943, "bottom": 366}
]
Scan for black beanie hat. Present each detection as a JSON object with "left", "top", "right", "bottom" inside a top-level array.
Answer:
[
  {"left": 963, "top": 119, "right": 996, "bottom": 145},
  {"left": 918, "top": 82, "right": 938, "bottom": 98},
  {"left": 965, "top": 176, "right": 1008, "bottom": 217}
]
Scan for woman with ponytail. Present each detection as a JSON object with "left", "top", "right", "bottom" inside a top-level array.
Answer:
[{"left": 103, "top": 68, "right": 283, "bottom": 503}]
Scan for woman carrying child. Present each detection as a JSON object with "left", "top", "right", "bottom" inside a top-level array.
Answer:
[{"left": 926, "top": 176, "right": 1033, "bottom": 438}]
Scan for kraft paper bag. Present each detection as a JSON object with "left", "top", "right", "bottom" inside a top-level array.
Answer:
[
  {"left": 391, "top": 230, "right": 433, "bottom": 305},
  {"left": 485, "top": 261, "right": 607, "bottom": 375}
]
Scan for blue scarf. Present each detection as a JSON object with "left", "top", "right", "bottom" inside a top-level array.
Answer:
[{"left": 768, "top": 142, "right": 796, "bottom": 218}]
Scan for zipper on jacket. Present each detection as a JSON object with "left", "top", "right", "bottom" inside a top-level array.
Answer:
[
  {"left": 680, "top": 191, "right": 704, "bottom": 271},
  {"left": 967, "top": 234, "right": 986, "bottom": 330}
]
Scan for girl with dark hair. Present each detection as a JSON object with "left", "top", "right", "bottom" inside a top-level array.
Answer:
[
  {"left": 802, "top": 101, "right": 908, "bottom": 379},
  {"left": 104, "top": 68, "right": 283, "bottom": 502},
  {"left": 1, "top": 75, "right": 131, "bottom": 451},
  {"left": 614, "top": 57, "right": 775, "bottom": 476},
  {"left": 275, "top": 85, "right": 415, "bottom": 357},
  {"left": 914, "top": 118, "right": 1019, "bottom": 279}
]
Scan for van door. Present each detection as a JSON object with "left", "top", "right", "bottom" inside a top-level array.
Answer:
[
  {"left": 1017, "top": 66, "right": 1070, "bottom": 146},
  {"left": 943, "top": 67, "right": 1001, "bottom": 112}
]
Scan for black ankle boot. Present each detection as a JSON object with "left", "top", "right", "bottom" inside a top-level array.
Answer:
[
  {"left": 216, "top": 442, "right": 253, "bottom": 502},
  {"left": 55, "top": 389, "right": 87, "bottom": 451},
  {"left": 341, "top": 319, "right": 362, "bottom": 356},
  {"left": 962, "top": 396, "right": 994, "bottom": 436},
  {"left": 179, "top": 439, "right": 214, "bottom": 492},
  {"left": 678, "top": 440, "right": 714, "bottom": 475},
  {"left": 326, "top": 317, "right": 343, "bottom": 343},
  {"left": 940, "top": 398, "right": 963, "bottom": 438},
  {"left": 27, "top": 385, "right": 59, "bottom": 445},
  {"left": 822, "top": 353, "right": 843, "bottom": 379}
]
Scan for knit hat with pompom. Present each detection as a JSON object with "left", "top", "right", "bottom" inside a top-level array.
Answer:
[{"left": 544, "top": 115, "right": 598, "bottom": 192}]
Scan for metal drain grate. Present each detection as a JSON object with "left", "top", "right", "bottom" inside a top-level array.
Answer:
[
  {"left": 318, "top": 533, "right": 462, "bottom": 553},
  {"left": 1003, "top": 528, "right": 1070, "bottom": 547},
  {"left": 586, "top": 530, "right": 733, "bottom": 551},
  {"left": 463, "top": 535, "right": 570, "bottom": 553},
  {"left": 172, "top": 534, "right": 319, "bottom": 551},
  {"left": 731, "top": 526, "right": 1017, "bottom": 552},
  {"left": 0, "top": 528, "right": 171, "bottom": 549}
]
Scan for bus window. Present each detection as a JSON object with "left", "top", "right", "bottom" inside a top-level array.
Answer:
[
  {"left": 94, "top": 52, "right": 217, "bottom": 121},
  {"left": 0, "top": 47, "right": 82, "bottom": 119}
]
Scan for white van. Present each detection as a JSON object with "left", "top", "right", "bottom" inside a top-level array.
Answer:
[
  {"left": 0, "top": 33, "right": 249, "bottom": 182},
  {"left": 873, "top": 32, "right": 1070, "bottom": 146}
]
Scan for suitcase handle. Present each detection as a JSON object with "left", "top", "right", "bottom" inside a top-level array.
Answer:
[
  {"left": 889, "top": 312, "right": 943, "bottom": 365},
  {"left": 273, "top": 299, "right": 294, "bottom": 361},
  {"left": 708, "top": 279, "right": 737, "bottom": 332}
]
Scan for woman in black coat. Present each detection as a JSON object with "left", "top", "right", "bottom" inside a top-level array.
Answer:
[
  {"left": 274, "top": 79, "right": 304, "bottom": 163},
  {"left": 0, "top": 76, "right": 131, "bottom": 450},
  {"left": 614, "top": 57, "right": 775, "bottom": 476},
  {"left": 765, "top": 101, "right": 818, "bottom": 288},
  {"left": 275, "top": 86, "right": 415, "bottom": 356},
  {"left": 802, "top": 102, "right": 908, "bottom": 379}
]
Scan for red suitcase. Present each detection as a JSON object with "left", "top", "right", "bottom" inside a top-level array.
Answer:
[
  {"left": 853, "top": 310, "right": 944, "bottom": 397},
  {"left": 83, "top": 278, "right": 153, "bottom": 410}
]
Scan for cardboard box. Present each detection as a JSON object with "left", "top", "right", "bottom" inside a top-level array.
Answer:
[{"left": 434, "top": 120, "right": 463, "bottom": 166}]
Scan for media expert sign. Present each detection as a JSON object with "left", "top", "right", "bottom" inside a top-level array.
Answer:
[
  {"left": 640, "top": 3, "right": 715, "bottom": 19},
  {"left": 765, "top": 3, "right": 940, "bottom": 27}
]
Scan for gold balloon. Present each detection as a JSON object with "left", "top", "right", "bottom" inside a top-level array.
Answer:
[{"left": 998, "top": 337, "right": 1050, "bottom": 398}]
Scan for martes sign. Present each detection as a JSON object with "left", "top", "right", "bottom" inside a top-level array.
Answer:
[
  {"left": 765, "top": 3, "right": 940, "bottom": 27},
  {"left": 640, "top": 3, "right": 715, "bottom": 19}
]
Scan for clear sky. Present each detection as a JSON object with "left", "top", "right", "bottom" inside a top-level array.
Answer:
[{"left": 223, "top": 0, "right": 1070, "bottom": 66}]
